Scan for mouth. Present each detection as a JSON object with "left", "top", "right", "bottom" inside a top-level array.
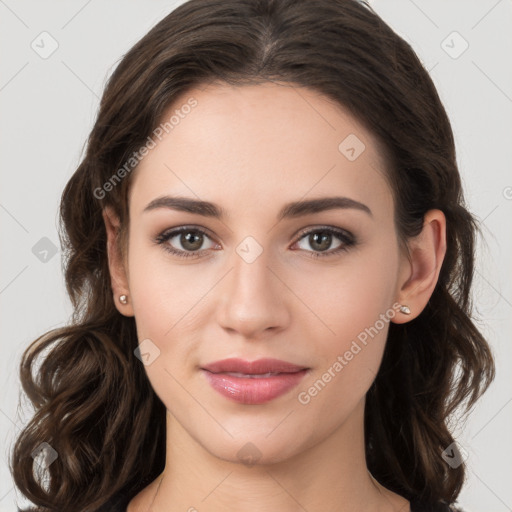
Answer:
[
  {"left": 201, "top": 357, "right": 308, "bottom": 375},
  {"left": 213, "top": 371, "right": 287, "bottom": 378},
  {"left": 200, "top": 358, "right": 309, "bottom": 405}
]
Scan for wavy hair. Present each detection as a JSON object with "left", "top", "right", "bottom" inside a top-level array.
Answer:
[{"left": 10, "top": 0, "right": 495, "bottom": 510}]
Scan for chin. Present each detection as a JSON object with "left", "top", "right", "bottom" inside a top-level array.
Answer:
[{"left": 196, "top": 429, "right": 303, "bottom": 467}]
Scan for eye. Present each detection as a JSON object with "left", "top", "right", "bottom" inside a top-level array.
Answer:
[
  {"left": 154, "top": 225, "right": 357, "bottom": 260},
  {"left": 155, "top": 226, "right": 218, "bottom": 259},
  {"left": 292, "top": 226, "right": 356, "bottom": 258}
]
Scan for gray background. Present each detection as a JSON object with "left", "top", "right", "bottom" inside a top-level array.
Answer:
[{"left": 1, "top": 1, "right": 511, "bottom": 510}]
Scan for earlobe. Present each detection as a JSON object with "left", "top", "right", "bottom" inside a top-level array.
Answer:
[
  {"left": 391, "top": 209, "right": 447, "bottom": 324},
  {"left": 102, "top": 206, "right": 134, "bottom": 317}
]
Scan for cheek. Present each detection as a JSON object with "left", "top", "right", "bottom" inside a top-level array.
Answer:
[
  {"left": 295, "top": 238, "right": 398, "bottom": 401},
  {"left": 296, "top": 237, "right": 399, "bottom": 349},
  {"left": 296, "top": 294, "right": 394, "bottom": 430},
  {"left": 126, "top": 239, "right": 203, "bottom": 410},
  {"left": 127, "top": 234, "right": 207, "bottom": 338}
]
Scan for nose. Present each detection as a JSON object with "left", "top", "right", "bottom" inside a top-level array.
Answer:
[{"left": 215, "top": 247, "right": 290, "bottom": 340}]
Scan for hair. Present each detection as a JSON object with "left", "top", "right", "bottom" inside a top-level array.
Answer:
[{"left": 10, "top": 0, "right": 495, "bottom": 510}]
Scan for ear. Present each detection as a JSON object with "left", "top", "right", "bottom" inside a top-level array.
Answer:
[
  {"left": 391, "top": 209, "right": 447, "bottom": 324},
  {"left": 102, "top": 206, "right": 134, "bottom": 317}
]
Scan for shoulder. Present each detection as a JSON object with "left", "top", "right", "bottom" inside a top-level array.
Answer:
[{"left": 409, "top": 499, "right": 466, "bottom": 512}]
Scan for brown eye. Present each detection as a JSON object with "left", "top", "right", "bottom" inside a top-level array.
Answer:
[
  {"left": 155, "top": 227, "right": 217, "bottom": 259},
  {"left": 293, "top": 227, "right": 356, "bottom": 258},
  {"left": 179, "top": 231, "right": 204, "bottom": 251},
  {"left": 305, "top": 231, "right": 336, "bottom": 252}
]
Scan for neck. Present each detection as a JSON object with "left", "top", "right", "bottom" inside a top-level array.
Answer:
[{"left": 136, "top": 398, "right": 409, "bottom": 512}]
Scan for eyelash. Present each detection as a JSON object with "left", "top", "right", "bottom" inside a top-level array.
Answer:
[{"left": 154, "top": 225, "right": 357, "bottom": 260}]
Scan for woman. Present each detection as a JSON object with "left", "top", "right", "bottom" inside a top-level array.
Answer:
[{"left": 10, "top": 0, "right": 495, "bottom": 511}]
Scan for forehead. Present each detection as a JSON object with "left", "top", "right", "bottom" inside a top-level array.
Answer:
[{"left": 129, "top": 82, "right": 393, "bottom": 221}]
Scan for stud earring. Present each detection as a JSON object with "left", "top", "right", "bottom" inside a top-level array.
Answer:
[
  {"left": 399, "top": 304, "right": 411, "bottom": 315},
  {"left": 119, "top": 294, "right": 128, "bottom": 305}
]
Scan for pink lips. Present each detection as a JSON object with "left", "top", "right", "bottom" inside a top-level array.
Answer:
[{"left": 201, "top": 357, "right": 309, "bottom": 405}]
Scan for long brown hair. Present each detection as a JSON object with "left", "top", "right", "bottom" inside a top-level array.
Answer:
[{"left": 10, "top": 0, "right": 495, "bottom": 510}]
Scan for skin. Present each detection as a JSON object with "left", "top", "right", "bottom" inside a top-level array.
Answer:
[{"left": 103, "top": 81, "right": 446, "bottom": 512}]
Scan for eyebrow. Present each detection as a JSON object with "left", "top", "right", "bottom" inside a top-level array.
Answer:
[{"left": 143, "top": 195, "right": 372, "bottom": 220}]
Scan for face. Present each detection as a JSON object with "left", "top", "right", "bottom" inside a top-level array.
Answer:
[{"left": 121, "top": 82, "right": 406, "bottom": 464}]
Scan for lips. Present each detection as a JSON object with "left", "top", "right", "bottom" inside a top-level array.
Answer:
[
  {"left": 200, "top": 358, "right": 309, "bottom": 405},
  {"left": 201, "top": 357, "right": 307, "bottom": 375}
]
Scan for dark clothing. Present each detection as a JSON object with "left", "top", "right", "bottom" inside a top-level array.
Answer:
[{"left": 410, "top": 499, "right": 464, "bottom": 511}]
